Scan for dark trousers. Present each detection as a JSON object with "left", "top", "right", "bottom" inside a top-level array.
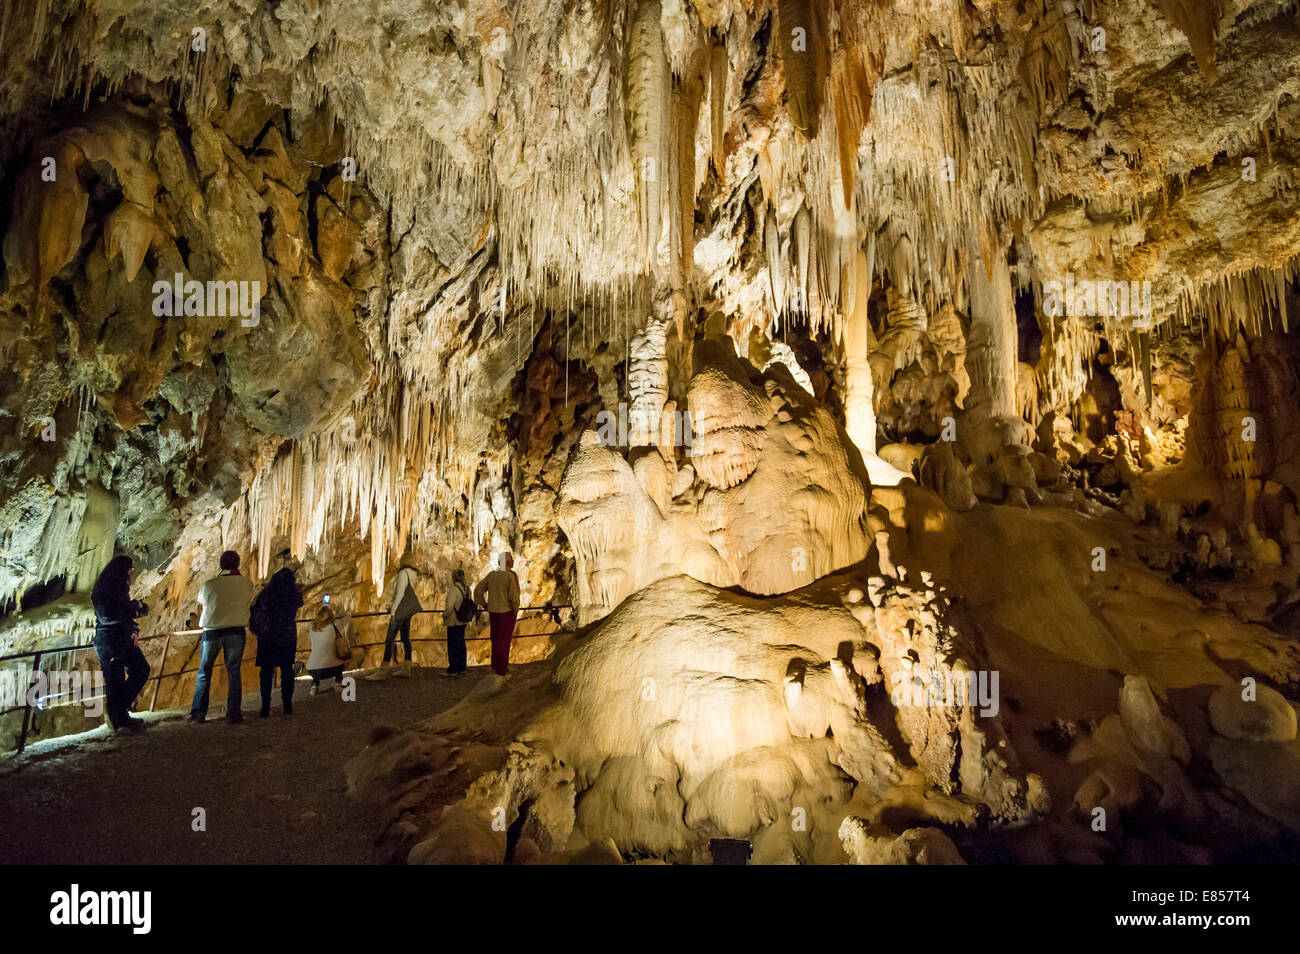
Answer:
[
  {"left": 191, "top": 627, "right": 245, "bottom": 720},
  {"left": 93, "top": 639, "right": 150, "bottom": 728},
  {"left": 488, "top": 611, "right": 517, "bottom": 675},
  {"left": 383, "top": 615, "right": 413, "bottom": 663},
  {"left": 309, "top": 665, "right": 345, "bottom": 686},
  {"left": 259, "top": 664, "right": 294, "bottom": 713},
  {"left": 446, "top": 625, "right": 467, "bottom": 672}
]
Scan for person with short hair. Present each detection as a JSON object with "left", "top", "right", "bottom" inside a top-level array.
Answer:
[
  {"left": 473, "top": 552, "right": 520, "bottom": 676},
  {"left": 90, "top": 555, "right": 151, "bottom": 733},
  {"left": 190, "top": 550, "right": 255, "bottom": 724},
  {"left": 442, "top": 568, "right": 472, "bottom": 676},
  {"left": 306, "top": 604, "right": 347, "bottom": 694}
]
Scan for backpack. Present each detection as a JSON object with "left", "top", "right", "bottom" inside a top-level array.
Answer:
[
  {"left": 249, "top": 588, "right": 273, "bottom": 637},
  {"left": 455, "top": 583, "right": 478, "bottom": 623}
]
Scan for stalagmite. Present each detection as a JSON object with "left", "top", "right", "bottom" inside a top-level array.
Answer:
[{"left": 628, "top": 319, "right": 669, "bottom": 448}]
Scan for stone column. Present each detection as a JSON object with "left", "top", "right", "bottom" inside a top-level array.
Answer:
[
  {"left": 964, "top": 232, "right": 1018, "bottom": 421},
  {"left": 843, "top": 248, "right": 876, "bottom": 454}
]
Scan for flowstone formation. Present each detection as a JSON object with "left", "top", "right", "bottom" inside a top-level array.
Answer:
[
  {"left": 348, "top": 569, "right": 1048, "bottom": 865},
  {"left": 557, "top": 334, "right": 877, "bottom": 622}
]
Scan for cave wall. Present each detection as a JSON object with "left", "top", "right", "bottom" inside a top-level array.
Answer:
[{"left": 0, "top": 3, "right": 1298, "bottom": 823}]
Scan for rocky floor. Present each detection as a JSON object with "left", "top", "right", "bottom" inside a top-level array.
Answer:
[{"left": 0, "top": 665, "right": 489, "bottom": 864}]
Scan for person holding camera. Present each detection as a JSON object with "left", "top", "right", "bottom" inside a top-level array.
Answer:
[{"left": 90, "top": 555, "right": 152, "bottom": 733}]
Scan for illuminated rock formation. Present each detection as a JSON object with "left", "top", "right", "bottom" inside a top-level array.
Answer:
[{"left": 558, "top": 334, "right": 874, "bottom": 622}]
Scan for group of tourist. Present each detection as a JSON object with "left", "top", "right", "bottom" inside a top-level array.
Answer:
[{"left": 88, "top": 549, "right": 522, "bottom": 731}]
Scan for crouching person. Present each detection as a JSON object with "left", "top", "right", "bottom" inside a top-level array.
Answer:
[
  {"left": 306, "top": 605, "right": 351, "bottom": 695},
  {"left": 90, "top": 555, "right": 151, "bottom": 733}
]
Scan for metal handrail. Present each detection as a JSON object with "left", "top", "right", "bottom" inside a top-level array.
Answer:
[
  {"left": 0, "top": 603, "right": 571, "bottom": 662},
  {"left": 2, "top": 603, "right": 573, "bottom": 753}
]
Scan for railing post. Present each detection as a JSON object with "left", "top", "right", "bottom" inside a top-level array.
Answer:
[
  {"left": 17, "top": 651, "right": 40, "bottom": 755},
  {"left": 148, "top": 632, "right": 172, "bottom": 712}
]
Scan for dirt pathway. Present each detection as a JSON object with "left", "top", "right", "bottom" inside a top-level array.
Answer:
[{"left": 0, "top": 665, "right": 486, "bottom": 864}]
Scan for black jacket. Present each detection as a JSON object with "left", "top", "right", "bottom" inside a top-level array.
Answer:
[
  {"left": 92, "top": 585, "right": 145, "bottom": 649},
  {"left": 254, "top": 568, "right": 304, "bottom": 668}
]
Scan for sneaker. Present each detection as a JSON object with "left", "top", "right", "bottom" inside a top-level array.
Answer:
[
  {"left": 227, "top": 713, "right": 243, "bottom": 725},
  {"left": 309, "top": 684, "right": 319, "bottom": 696},
  {"left": 122, "top": 716, "right": 147, "bottom": 732},
  {"left": 189, "top": 714, "right": 206, "bottom": 724}
]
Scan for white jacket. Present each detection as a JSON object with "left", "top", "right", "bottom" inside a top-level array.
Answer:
[
  {"left": 307, "top": 625, "right": 344, "bottom": 670},
  {"left": 198, "top": 572, "right": 255, "bottom": 630}
]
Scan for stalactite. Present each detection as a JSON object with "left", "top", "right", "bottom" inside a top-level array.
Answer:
[
  {"left": 709, "top": 37, "right": 728, "bottom": 179},
  {"left": 833, "top": 70, "right": 860, "bottom": 210},
  {"left": 673, "top": 68, "right": 704, "bottom": 295},
  {"left": 1152, "top": 0, "right": 1226, "bottom": 82},
  {"left": 625, "top": 0, "right": 669, "bottom": 269},
  {"left": 775, "top": 0, "right": 828, "bottom": 139},
  {"left": 794, "top": 202, "right": 811, "bottom": 316},
  {"left": 765, "top": 203, "right": 784, "bottom": 319}
]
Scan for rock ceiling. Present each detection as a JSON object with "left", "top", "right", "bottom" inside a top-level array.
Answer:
[{"left": 0, "top": 0, "right": 1298, "bottom": 625}]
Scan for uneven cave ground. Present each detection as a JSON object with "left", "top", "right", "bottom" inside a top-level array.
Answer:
[
  {"left": 0, "top": 664, "right": 503, "bottom": 864},
  {"left": 1, "top": 0, "right": 1300, "bottom": 866}
]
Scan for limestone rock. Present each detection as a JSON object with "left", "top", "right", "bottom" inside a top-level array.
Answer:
[
  {"left": 838, "top": 817, "right": 966, "bottom": 865},
  {"left": 1209, "top": 685, "right": 1298, "bottom": 741}
]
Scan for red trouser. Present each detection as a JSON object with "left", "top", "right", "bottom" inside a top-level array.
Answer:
[{"left": 489, "top": 611, "right": 517, "bottom": 675}]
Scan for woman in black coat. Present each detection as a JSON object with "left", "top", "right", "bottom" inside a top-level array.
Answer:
[
  {"left": 90, "top": 555, "right": 151, "bottom": 732},
  {"left": 252, "top": 566, "right": 303, "bottom": 717}
]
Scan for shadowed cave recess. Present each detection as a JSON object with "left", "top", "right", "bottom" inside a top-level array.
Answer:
[{"left": 2, "top": 0, "right": 1300, "bottom": 867}]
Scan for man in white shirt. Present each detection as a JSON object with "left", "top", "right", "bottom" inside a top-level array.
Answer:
[
  {"left": 473, "top": 552, "right": 521, "bottom": 676},
  {"left": 190, "top": 550, "right": 255, "bottom": 724}
]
